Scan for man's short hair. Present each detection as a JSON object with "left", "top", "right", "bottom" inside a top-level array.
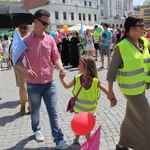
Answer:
[
  {"left": 34, "top": 9, "right": 50, "bottom": 19},
  {"left": 103, "top": 23, "right": 109, "bottom": 28},
  {"left": 94, "top": 25, "right": 98, "bottom": 28}
]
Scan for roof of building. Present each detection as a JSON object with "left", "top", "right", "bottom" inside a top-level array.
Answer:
[
  {"left": 22, "top": 0, "right": 49, "bottom": 9},
  {"left": 142, "top": 0, "right": 150, "bottom": 6}
]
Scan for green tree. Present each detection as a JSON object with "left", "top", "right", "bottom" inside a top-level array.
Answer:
[{"left": 134, "top": 5, "right": 141, "bottom": 11}]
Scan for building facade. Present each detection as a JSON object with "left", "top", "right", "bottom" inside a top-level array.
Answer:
[
  {"left": 0, "top": 0, "right": 22, "bottom": 7},
  {"left": 140, "top": 0, "right": 150, "bottom": 28},
  {"left": 23, "top": 0, "right": 133, "bottom": 31}
]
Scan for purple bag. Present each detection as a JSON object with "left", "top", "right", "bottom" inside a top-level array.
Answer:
[{"left": 66, "top": 97, "right": 76, "bottom": 113}]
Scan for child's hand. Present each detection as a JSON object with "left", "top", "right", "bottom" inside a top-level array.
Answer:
[
  {"left": 59, "top": 69, "right": 66, "bottom": 79},
  {"left": 110, "top": 98, "right": 117, "bottom": 107}
]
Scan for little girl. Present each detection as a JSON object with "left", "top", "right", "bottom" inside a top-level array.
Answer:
[{"left": 59, "top": 56, "right": 117, "bottom": 144}]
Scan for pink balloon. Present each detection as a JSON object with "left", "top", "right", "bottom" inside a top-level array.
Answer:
[
  {"left": 58, "top": 32, "right": 63, "bottom": 40},
  {"left": 55, "top": 36, "right": 60, "bottom": 43}
]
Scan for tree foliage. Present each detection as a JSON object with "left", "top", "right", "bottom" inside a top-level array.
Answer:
[{"left": 134, "top": 5, "right": 141, "bottom": 11}]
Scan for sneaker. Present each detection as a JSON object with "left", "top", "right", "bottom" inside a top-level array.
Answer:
[
  {"left": 73, "top": 138, "right": 80, "bottom": 145},
  {"left": 56, "top": 139, "right": 70, "bottom": 149},
  {"left": 34, "top": 131, "right": 44, "bottom": 142}
]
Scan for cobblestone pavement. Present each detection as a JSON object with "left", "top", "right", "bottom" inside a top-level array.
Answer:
[{"left": 0, "top": 58, "right": 150, "bottom": 150}]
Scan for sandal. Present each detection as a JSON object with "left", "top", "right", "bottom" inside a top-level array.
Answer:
[
  {"left": 116, "top": 145, "right": 129, "bottom": 150},
  {"left": 99, "top": 66, "right": 104, "bottom": 69}
]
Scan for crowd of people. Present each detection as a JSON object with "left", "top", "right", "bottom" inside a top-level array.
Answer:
[{"left": 0, "top": 8, "right": 150, "bottom": 150}]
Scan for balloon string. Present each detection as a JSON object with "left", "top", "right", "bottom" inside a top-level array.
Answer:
[{"left": 99, "top": 106, "right": 111, "bottom": 125}]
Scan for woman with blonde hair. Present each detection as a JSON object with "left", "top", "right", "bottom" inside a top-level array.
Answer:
[
  {"left": 2, "top": 34, "right": 12, "bottom": 70},
  {"left": 78, "top": 29, "right": 94, "bottom": 56}
]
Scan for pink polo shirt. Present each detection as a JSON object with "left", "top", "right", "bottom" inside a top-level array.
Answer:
[{"left": 20, "top": 31, "right": 61, "bottom": 84}]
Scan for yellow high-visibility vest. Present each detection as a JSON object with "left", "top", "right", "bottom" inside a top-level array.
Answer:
[
  {"left": 0, "top": 55, "right": 2, "bottom": 60},
  {"left": 73, "top": 75, "right": 100, "bottom": 114},
  {"left": 116, "top": 38, "right": 150, "bottom": 95},
  {"left": 93, "top": 31, "right": 99, "bottom": 42}
]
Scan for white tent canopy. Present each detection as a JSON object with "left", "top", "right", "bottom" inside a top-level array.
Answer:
[
  {"left": 68, "top": 24, "right": 94, "bottom": 31},
  {"left": 68, "top": 24, "right": 113, "bottom": 31}
]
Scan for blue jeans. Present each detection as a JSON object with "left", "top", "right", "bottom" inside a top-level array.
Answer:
[{"left": 27, "top": 81, "right": 64, "bottom": 144}]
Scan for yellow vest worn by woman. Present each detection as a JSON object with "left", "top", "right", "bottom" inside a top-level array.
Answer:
[
  {"left": 73, "top": 75, "right": 100, "bottom": 114},
  {"left": 116, "top": 38, "right": 150, "bottom": 95}
]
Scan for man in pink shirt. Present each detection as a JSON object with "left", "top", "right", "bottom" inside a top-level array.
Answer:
[{"left": 16, "top": 9, "right": 69, "bottom": 149}]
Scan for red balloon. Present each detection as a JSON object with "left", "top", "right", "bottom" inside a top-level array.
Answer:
[{"left": 71, "top": 112, "right": 96, "bottom": 135}]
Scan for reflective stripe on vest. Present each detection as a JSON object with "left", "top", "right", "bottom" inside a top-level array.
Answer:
[
  {"left": 118, "top": 81, "right": 145, "bottom": 89},
  {"left": 144, "top": 58, "right": 150, "bottom": 63},
  {"left": 74, "top": 99, "right": 96, "bottom": 112},
  {"left": 116, "top": 38, "right": 150, "bottom": 95},
  {"left": 141, "top": 36, "right": 150, "bottom": 82},
  {"left": 117, "top": 68, "right": 144, "bottom": 76},
  {"left": 74, "top": 102, "right": 96, "bottom": 112}
]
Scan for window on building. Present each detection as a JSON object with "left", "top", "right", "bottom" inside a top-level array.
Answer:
[
  {"left": 55, "top": 11, "right": 59, "bottom": 20},
  {"left": 144, "top": 20, "right": 150, "bottom": 27},
  {"left": 84, "top": 1, "right": 87, "bottom": 6},
  {"left": 62, "top": 0, "right": 65, "bottom": 3},
  {"left": 79, "top": 13, "right": 81, "bottom": 21},
  {"left": 101, "top": 0, "right": 103, "bottom": 4},
  {"left": 94, "top": 14, "right": 97, "bottom": 21},
  {"left": 101, "top": 10, "right": 104, "bottom": 16},
  {"left": 109, "top": 0, "right": 112, "bottom": 5},
  {"left": 63, "top": 12, "right": 67, "bottom": 20},
  {"left": 83, "top": 13, "right": 85, "bottom": 21},
  {"left": 88, "top": 14, "right": 91, "bottom": 21},
  {"left": 110, "top": 10, "right": 112, "bottom": 17},
  {"left": 144, "top": 9, "right": 150, "bottom": 16},
  {"left": 71, "top": 12, "right": 74, "bottom": 20},
  {"left": 89, "top": 1, "right": 92, "bottom": 6}
]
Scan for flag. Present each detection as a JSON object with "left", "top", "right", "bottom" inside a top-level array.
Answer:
[
  {"left": 11, "top": 28, "right": 27, "bottom": 65},
  {"left": 80, "top": 22, "right": 84, "bottom": 36},
  {"left": 80, "top": 126, "right": 101, "bottom": 150}
]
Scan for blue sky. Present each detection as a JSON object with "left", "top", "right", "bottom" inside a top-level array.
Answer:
[{"left": 133, "top": 0, "right": 145, "bottom": 5}]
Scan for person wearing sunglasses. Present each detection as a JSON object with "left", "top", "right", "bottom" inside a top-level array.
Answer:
[
  {"left": 18, "top": 23, "right": 31, "bottom": 115},
  {"left": 107, "top": 16, "right": 150, "bottom": 150},
  {"left": 10, "top": 22, "right": 31, "bottom": 115},
  {"left": 16, "top": 9, "right": 69, "bottom": 149}
]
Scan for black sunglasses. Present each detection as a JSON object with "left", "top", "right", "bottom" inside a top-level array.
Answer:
[
  {"left": 134, "top": 24, "right": 144, "bottom": 29},
  {"left": 37, "top": 18, "right": 50, "bottom": 26},
  {"left": 19, "top": 27, "right": 28, "bottom": 30}
]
